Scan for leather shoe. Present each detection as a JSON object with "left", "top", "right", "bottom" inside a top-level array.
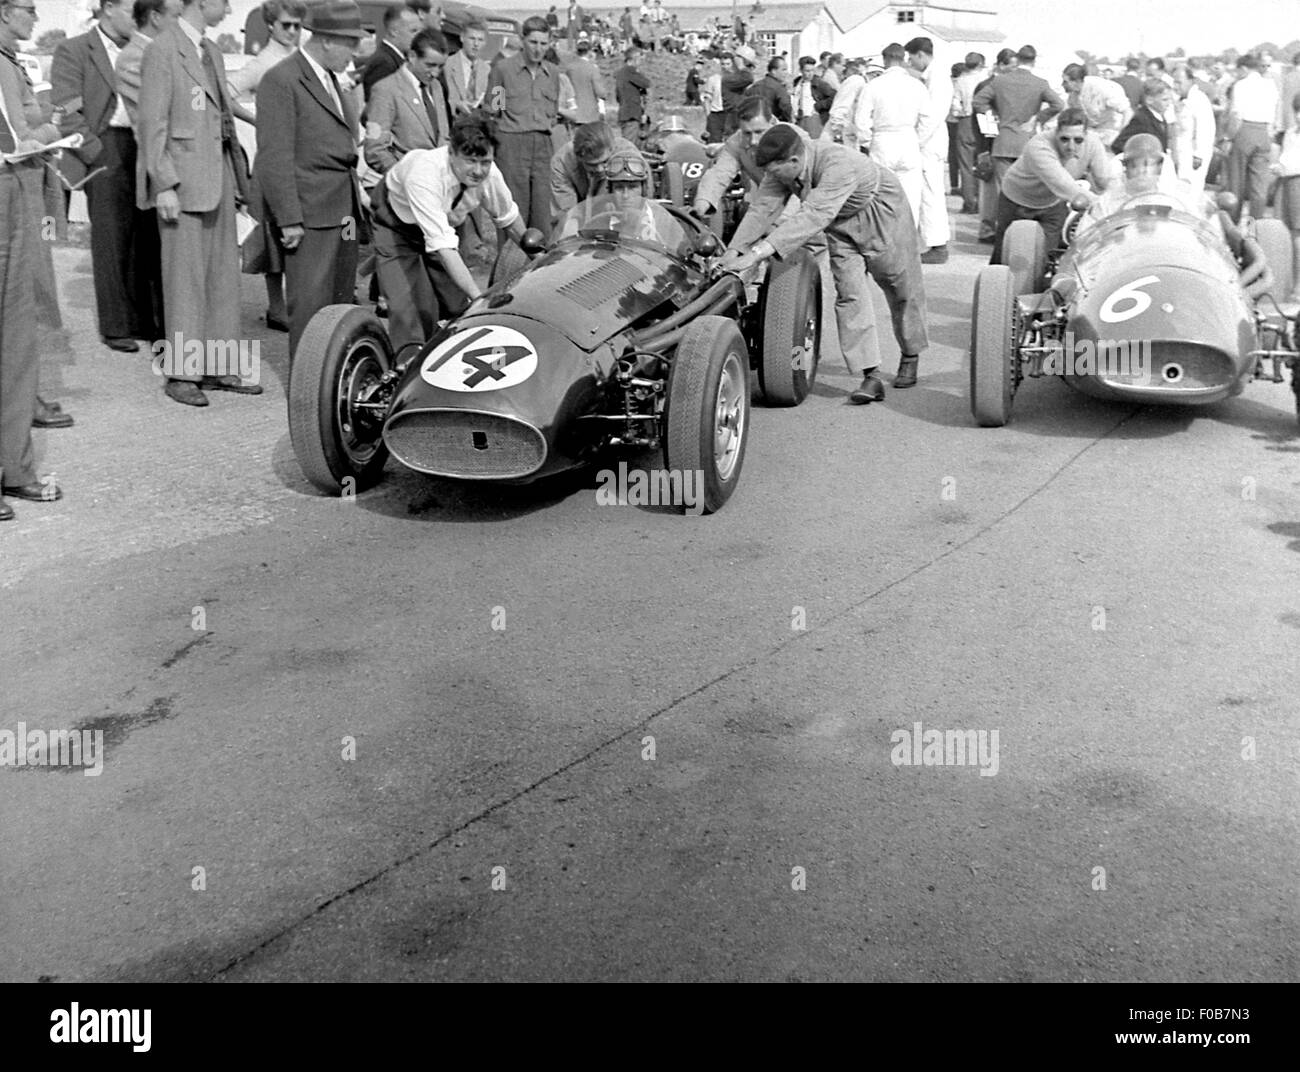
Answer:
[
  {"left": 894, "top": 355, "right": 919, "bottom": 389},
  {"left": 265, "top": 313, "right": 289, "bottom": 332},
  {"left": 0, "top": 498, "right": 12, "bottom": 522},
  {"left": 104, "top": 336, "right": 140, "bottom": 352},
  {"left": 34, "top": 398, "right": 74, "bottom": 427},
  {"left": 920, "top": 245, "right": 949, "bottom": 264},
  {"left": 203, "top": 375, "right": 263, "bottom": 395},
  {"left": 849, "top": 371, "right": 885, "bottom": 404},
  {"left": 165, "top": 380, "right": 209, "bottom": 407},
  {"left": 3, "top": 481, "right": 62, "bottom": 502}
]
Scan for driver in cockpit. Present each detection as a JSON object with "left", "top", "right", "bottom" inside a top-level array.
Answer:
[
  {"left": 557, "top": 146, "right": 669, "bottom": 241},
  {"left": 1082, "top": 133, "right": 1207, "bottom": 226}
]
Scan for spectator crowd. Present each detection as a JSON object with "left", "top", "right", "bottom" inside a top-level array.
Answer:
[{"left": 2, "top": 0, "right": 1299, "bottom": 521}]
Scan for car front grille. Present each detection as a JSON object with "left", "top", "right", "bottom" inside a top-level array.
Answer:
[{"left": 384, "top": 409, "right": 547, "bottom": 480}]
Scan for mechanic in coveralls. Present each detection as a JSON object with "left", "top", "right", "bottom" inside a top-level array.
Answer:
[{"left": 716, "top": 124, "right": 929, "bottom": 403}]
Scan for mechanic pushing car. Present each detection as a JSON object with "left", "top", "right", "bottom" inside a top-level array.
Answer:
[
  {"left": 371, "top": 113, "right": 530, "bottom": 355},
  {"left": 717, "top": 124, "right": 929, "bottom": 402}
]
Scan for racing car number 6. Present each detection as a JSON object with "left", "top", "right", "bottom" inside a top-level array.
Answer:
[{"left": 1099, "top": 275, "right": 1160, "bottom": 323}]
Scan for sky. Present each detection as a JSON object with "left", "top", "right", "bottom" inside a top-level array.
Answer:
[{"left": 27, "top": 0, "right": 1297, "bottom": 60}]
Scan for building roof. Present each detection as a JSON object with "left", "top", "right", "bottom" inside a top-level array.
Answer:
[{"left": 500, "top": 4, "right": 845, "bottom": 33}]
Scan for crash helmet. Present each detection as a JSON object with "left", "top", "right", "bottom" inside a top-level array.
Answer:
[{"left": 660, "top": 114, "right": 688, "bottom": 133}]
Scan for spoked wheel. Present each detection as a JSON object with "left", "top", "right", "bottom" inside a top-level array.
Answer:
[
  {"left": 970, "top": 265, "right": 1019, "bottom": 427},
  {"left": 289, "top": 304, "right": 393, "bottom": 494},
  {"left": 758, "top": 249, "right": 822, "bottom": 406},
  {"left": 665, "top": 315, "right": 750, "bottom": 514},
  {"left": 1254, "top": 218, "right": 1294, "bottom": 301},
  {"left": 489, "top": 237, "right": 529, "bottom": 289},
  {"left": 1003, "top": 219, "right": 1047, "bottom": 297}
]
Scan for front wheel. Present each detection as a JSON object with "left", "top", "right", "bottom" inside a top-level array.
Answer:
[
  {"left": 664, "top": 316, "right": 750, "bottom": 513},
  {"left": 289, "top": 304, "right": 393, "bottom": 494},
  {"left": 758, "top": 250, "right": 822, "bottom": 406},
  {"left": 970, "top": 265, "right": 1018, "bottom": 427}
]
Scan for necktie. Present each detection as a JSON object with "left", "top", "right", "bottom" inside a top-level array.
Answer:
[
  {"left": 467, "top": 60, "right": 479, "bottom": 104},
  {"left": 450, "top": 185, "right": 465, "bottom": 212},
  {"left": 422, "top": 84, "right": 441, "bottom": 143},
  {"left": 199, "top": 43, "right": 233, "bottom": 143},
  {"left": 329, "top": 71, "right": 348, "bottom": 120}
]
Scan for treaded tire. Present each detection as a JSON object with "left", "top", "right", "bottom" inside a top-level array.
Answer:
[
  {"left": 970, "top": 265, "right": 1017, "bottom": 427},
  {"left": 1254, "top": 217, "right": 1294, "bottom": 301},
  {"left": 664, "top": 315, "right": 750, "bottom": 513},
  {"left": 1004, "top": 219, "right": 1047, "bottom": 297},
  {"left": 758, "top": 250, "right": 822, "bottom": 406},
  {"left": 289, "top": 304, "right": 392, "bottom": 494}
]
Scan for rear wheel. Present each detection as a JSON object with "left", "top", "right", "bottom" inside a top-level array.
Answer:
[
  {"left": 970, "top": 265, "right": 1019, "bottom": 427},
  {"left": 289, "top": 305, "right": 393, "bottom": 494},
  {"left": 758, "top": 250, "right": 822, "bottom": 406},
  {"left": 1003, "top": 219, "right": 1047, "bottom": 296},
  {"left": 1254, "top": 218, "right": 1294, "bottom": 300},
  {"left": 665, "top": 316, "right": 750, "bottom": 513}
]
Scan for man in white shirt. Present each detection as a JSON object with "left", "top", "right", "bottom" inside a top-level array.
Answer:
[
  {"left": 1227, "top": 53, "right": 1279, "bottom": 218},
  {"left": 1062, "top": 62, "right": 1131, "bottom": 149},
  {"left": 373, "top": 113, "right": 528, "bottom": 352},
  {"left": 702, "top": 57, "right": 724, "bottom": 142},
  {"left": 825, "top": 56, "right": 864, "bottom": 147},
  {"left": 1172, "top": 64, "right": 1215, "bottom": 197},
  {"left": 854, "top": 43, "right": 931, "bottom": 224},
  {"left": 905, "top": 36, "right": 951, "bottom": 262}
]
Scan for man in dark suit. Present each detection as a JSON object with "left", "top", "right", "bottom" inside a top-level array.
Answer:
[
  {"left": 138, "top": 0, "right": 261, "bottom": 406},
  {"left": 52, "top": 0, "right": 163, "bottom": 352},
  {"left": 364, "top": 28, "right": 449, "bottom": 172},
  {"left": 972, "top": 44, "right": 1063, "bottom": 184},
  {"left": 744, "top": 56, "right": 793, "bottom": 124},
  {"left": 1112, "top": 79, "right": 1172, "bottom": 155},
  {"left": 360, "top": 3, "right": 420, "bottom": 102},
  {"left": 615, "top": 46, "right": 649, "bottom": 142},
  {"left": 256, "top": 0, "right": 368, "bottom": 357},
  {"left": 1115, "top": 57, "right": 1144, "bottom": 111}
]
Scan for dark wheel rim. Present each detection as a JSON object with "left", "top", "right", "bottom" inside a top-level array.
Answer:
[
  {"left": 714, "top": 349, "right": 746, "bottom": 480},
  {"left": 335, "top": 339, "right": 388, "bottom": 469}
]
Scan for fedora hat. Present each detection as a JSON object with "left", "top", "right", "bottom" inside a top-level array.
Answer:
[{"left": 305, "top": 0, "right": 366, "bottom": 39}]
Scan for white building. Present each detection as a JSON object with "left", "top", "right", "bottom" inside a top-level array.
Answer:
[{"left": 834, "top": 2, "right": 1005, "bottom": 65}]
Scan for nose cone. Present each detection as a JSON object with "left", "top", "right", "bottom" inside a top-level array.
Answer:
[{"left": 1068, "top": 266, "right": 1255, "bottom": 403}]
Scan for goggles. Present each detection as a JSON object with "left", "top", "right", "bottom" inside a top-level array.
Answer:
[{"left": 604, "top": 155, "right": 650, "bottom": 181}]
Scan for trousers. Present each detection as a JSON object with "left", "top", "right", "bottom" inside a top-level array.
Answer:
[
  {"left": 496, "top": 130, "right": 555, "bottom": 233},
  {"left": 0, "top": 168, "right": 39, "bottom": 487}
]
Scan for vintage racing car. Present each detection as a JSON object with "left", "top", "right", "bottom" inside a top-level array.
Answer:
[
  {"left": 288, "top": 193, "right": 822, "bottom": 514},
  {"left": 970, "top": 190, "right": 1300, "bottom": 426}
]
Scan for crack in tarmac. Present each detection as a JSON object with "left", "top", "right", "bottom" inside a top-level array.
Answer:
[{"left": 207, "top": 408, "right": 1138, "bottom": 980}]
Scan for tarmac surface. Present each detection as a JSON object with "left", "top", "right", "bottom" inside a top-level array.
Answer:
[{"left": 1, "top": 208, "right": 1298, "bottom": 982}]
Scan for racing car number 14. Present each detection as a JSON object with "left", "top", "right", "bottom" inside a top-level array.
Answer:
[{"left": 420, "top": 325, "right": 540, "bottom": 392}]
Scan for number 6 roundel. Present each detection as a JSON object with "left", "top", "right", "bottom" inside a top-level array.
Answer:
[{"left": 1099, "top": 275, "right": 1159, "bottom": 323}]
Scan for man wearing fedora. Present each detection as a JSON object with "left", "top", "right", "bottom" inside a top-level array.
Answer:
[
  {"left": 256, "top": 0, "right": 369, "bottom": 358},
  {"left": 138, "top": 0, "right": 262, "bottom": 406}
]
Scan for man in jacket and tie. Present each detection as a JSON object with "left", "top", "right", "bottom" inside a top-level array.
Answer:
[
  {"left": 52, "top": 0, "right": 164, "bottom": 352},
  {"left": 256, "top": 0, "right": 369, "bottom": 358},
  {"left": 444, "top": 18, "right": 490, "bottom": 117},
  {"left": 138, "top": 0, "right": 262, "bottom": 406},
  {"left": 365, "top": 28, "right": 450, "bottom": 173}
]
